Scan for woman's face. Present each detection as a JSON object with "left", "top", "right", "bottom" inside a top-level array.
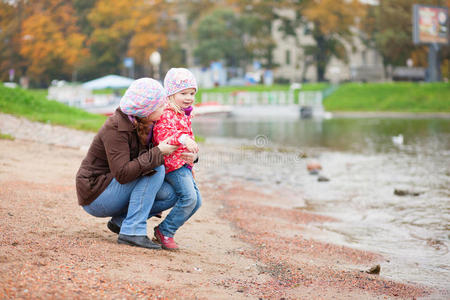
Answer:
[
  {"left": 145, "top": 102, "right": 166, "bottom": 122},
  {"left": 173, "top": 88, "right": 196, "bottom": 109}
]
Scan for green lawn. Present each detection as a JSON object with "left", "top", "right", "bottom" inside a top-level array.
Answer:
[
  {"left": 0, "top": 132, "right": 15, "bottom": 140},
  {"left": 323, "top": 82, "right": 450, "bottom": 113},
  {"left": 0, "top": 85, "right": 106, "bottom": 132},
  {"left": 92, "top": 88, "right": 127, "bottom": 95}
]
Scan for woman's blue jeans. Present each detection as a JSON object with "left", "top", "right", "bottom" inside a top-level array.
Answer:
[
  {"left": 83, "top": 165, "right": 177, "bottom": 236},
  {"left": 158, "top": 165, "right": 202, "bottom": 237}
]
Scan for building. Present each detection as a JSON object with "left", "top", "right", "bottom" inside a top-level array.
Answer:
[
  {"left": 173, "top": 4, "right": 385, "bottom": 84},
  {"left": 270, "top": 9, "right": 384, "bottom": 83}
]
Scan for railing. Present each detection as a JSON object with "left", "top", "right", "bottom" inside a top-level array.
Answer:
[
  {"left": 200, "top": 86, "right": 337, "bottom": 118},
  {"left": 201, "top": 91, "right": 296, "bottom": 106},
  {"left": 200, "top": 85, "right": 338, "bottom": 107}
]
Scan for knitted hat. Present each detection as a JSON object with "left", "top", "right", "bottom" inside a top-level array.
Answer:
[
  {"left": 119, "top": 78, "right": 166, "bottom": 118},
  {"left": 164, "top": 68, "right": 198, "bottom": 97}
]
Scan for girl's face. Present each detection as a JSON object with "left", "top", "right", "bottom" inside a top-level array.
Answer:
[
  {"left": 146, "top": 101, "right": 166, "bottom": 122},
  {"left": 172, "top": 88, "right": 196, "bottom": 109}
]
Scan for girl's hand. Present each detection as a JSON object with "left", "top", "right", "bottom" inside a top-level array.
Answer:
[
  {"left": 157, "top": 137, "right": 178, "bottom": 155},
  {"left": 184, "top": 138, "right": 199, "bottom": 153},
  {"left": 180, "top": 152, "right": 198, "bottom": 164}
]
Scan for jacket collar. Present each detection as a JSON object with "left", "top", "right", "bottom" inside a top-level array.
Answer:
[{"left": 116, "top": 108, "right": 135, "bottom": 132}]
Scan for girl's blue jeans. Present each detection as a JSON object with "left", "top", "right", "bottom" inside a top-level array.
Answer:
[
  {"left": 158, "top": 165, "right": 202, "bottom": 237},
  {"left": 83, "top": 165, "right": 178, "bottom": 236}
]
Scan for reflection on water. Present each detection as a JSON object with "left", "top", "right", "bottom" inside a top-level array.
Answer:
[
  {"left": 194, "top": 115, "right": 450, "bottom": 154},
  {"left": 193, "top": 115, "right": 450, "bottom": 290}
]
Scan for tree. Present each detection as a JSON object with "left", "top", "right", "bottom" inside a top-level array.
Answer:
[
  {"left": 127, "top": 0, "right": 170, "bottom": 67},
  {"left": 19, "top": 0, "right": 88, "bottom": 86},
  {"left": 193, "top": 5, "right": 275, "bottom": 70},
  {"left": 300, "top": 0, "right": 366, "bottom": 81},
  {"left": 86, "top": 0, "right": 170, "bottom": 79},
  {"left": 0, "top": 1, "right": 24, "bottom": 82},
  {"left": 181, "top": 0, "right": 220, "bottom": 27},
  {"left": 86, "top": 0, "right": 137, "bottom": 77},
  {"left": 230, "top": 0, "right": 280, "bottom": 69},
  {"left": 194, "top": 9, "right": 245, "bottom": 67},
  {"left": 72, "top": 0, "right": 98, "bottom": 36},
  {"left": 162, "top": 41, "right": 187, "bottom": 69}
]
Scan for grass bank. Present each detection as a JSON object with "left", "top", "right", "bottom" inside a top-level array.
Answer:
[
  {"left": 0, "top": 84, "right": 106, "bottom": 132},
  {"left": 0, "top": 132, "right": 15, "bottom": 140},
  {"left": 324, "top": 82, "right": 450, "bottom": 113}
]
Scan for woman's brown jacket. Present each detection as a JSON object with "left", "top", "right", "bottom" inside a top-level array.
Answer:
[{"left": 76, "top": 108, "right": 164, "bottom": 206}]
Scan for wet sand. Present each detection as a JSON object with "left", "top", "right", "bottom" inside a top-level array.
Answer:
[{"left": 0, "top": 113, "right": 438, "bottom": 299}]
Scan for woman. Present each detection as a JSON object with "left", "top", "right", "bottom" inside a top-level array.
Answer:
[{"left": 76, "top": 78, "right": 179, "bottom": 250}]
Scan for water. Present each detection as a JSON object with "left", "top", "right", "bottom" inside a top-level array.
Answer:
[{"left": 193, "top": 113, "right": 450, "bottom": 291}]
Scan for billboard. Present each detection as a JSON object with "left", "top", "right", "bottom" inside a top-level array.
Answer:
[{"left": 413, "top": 5, "right": 448, "bottom": 45}]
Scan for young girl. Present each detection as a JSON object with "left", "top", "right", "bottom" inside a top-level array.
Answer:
[{"left": 152, "top": 68, "right": 202, "bottom": 250}]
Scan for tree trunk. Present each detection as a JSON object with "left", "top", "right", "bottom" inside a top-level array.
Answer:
[
  {"left": 316, "top": 65, "right": 326, "bottom": 82},
  {"left": 313, "top": 29, "right": 327, "bottom": 82}
]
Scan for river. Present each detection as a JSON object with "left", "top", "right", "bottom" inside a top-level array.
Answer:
[{"left": 193, "top": 112, "right": 450, "bottom": 292}]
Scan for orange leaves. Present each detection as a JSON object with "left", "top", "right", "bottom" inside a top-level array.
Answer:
[
  {"left": 19, "top": 1, "right": 87, "bottom": 81},
  {"left": 89, "top": 0, "right": 136, "bottom": 35},
  {"left": 88, "top": 0, "right": 168, "bottom": 66},
  {"left": 3, "top": 0, "right": 172, "bottom": 83},
  {"left": 66, "top": 33, "right": 89, "bottom": 66},
  {"left": 21, "top": 14, "right": 60, "bottom": 76},
  {"left": 128, "top": 0, "right": 168, "bottom": 64},
  {"left": 303, "top": 0, "right": 366, "bottom": 36},
  {"left": 128, "top": 31, "right": 166, "bottom": 65}
]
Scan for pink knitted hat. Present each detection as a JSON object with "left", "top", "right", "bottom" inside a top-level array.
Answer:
[
  {"left": 119, "top": 78, "right": 166, "bottom": 118},
  {"left": 164, "top": 68, "right": 198, "bottom": 97}
]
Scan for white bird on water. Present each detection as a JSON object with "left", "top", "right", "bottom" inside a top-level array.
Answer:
[{"left": 392, "top": 134, "right": 404, "bottom": 145}]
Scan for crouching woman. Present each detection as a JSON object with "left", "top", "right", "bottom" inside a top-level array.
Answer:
[{"left": 75, "top": 78, "right": 177, "bottom": 250}]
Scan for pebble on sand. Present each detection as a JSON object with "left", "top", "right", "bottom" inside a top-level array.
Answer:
[{"left": 317, "top": 175, "right": 330, "bottom": 182}]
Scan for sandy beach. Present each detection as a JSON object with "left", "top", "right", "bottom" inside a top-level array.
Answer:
[{"left": 0, "top": 114, "right": 439, "bottom": 299}]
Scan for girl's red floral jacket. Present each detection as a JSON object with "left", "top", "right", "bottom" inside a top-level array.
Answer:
[{"left": 152, "top": 108, "right": 194, "bottom": 173}]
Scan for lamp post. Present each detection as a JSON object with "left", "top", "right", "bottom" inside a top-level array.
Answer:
[{"left": 149, "top": 51, "right": 161, "bottom": 81}]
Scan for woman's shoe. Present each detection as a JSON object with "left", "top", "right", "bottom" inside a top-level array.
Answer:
[
  {"left": 153, "top": 227, "right": 179, "bottom": 250},
  {"left": 118, "top": 234, "right": 162, "bottom": 250},
  {"left": 107, "top": 220, "right": 121, "bottom": 234}
]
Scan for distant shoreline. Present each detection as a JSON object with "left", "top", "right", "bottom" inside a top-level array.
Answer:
[{"left": 330, "top": 111, "right": 450, "bottom": 119}]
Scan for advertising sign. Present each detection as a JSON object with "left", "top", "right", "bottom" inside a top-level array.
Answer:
[{"left": 413, "top": 5, "right": 448, "bottom": 45}]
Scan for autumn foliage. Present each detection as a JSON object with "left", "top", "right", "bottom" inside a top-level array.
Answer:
[
  {"left": 20, "top": 1, "right": 87, "bottom": 85},
  {"left": 1, "top": 0, "right": 170, "bottom": 86},
  {"left": 1, "top": 0, "right": 448, "bottom": 86}
]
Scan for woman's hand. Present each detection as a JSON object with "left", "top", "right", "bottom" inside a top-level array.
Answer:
[
  {"left": 157, "top": 137, "right": 178, "bottom": 155},
  {"left": 180, "top": 152, "right": 198, "bottom": 164},
  {"left": 184, "top": 138, "right": 199, "bottom": 153}
]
